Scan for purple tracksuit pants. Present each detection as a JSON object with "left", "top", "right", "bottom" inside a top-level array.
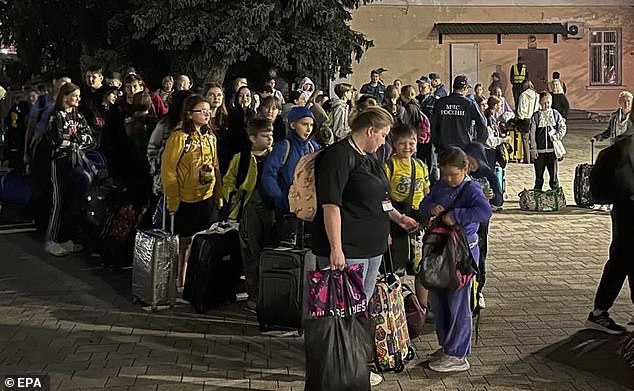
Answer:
[{"left": 429, "top": 245, "right": 479, "bottom": 358}]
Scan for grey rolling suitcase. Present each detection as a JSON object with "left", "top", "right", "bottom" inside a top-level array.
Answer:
[{"left": 132, "top": 212, "right": 178, "bottom": 312}]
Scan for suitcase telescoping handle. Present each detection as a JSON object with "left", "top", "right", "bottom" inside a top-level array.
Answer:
[
  {"left": 161, "top": 196, "right": 175, "bottom": 234},
  {"left": 382, "top": 243, "right": 398, "bottom": 289},
  {"left": 591, "top": 138, "right": 595, "bottom": 164}
]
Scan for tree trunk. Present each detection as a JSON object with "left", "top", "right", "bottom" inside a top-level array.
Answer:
[{"left": 202, "top": 63, "right": 230, "bottom": 85}]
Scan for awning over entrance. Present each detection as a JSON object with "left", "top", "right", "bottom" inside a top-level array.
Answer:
[{"left": 434, "top": 23, "right": 568, "bottom": 44}]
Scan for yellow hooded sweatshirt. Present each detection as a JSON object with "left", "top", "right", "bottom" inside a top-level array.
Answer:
[{"left": 160, "top": 129, "right": 223, "bottom": 212}]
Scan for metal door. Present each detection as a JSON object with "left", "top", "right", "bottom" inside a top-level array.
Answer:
[
  {"left": 518, "top": 48, "right": 548, "bottom": 92},
  {"left": 450, "top": 43, "right": 479, "bottom": 87}
]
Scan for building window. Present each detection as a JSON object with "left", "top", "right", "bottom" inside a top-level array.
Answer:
[{"left": 590, "top": 29, "right": 621, "bottom": 85}]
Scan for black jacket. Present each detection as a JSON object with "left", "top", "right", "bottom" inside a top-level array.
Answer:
[
  {"left": 416, "top": 93, "right": 436, "bottom": 119},
  {"left": 48, "top": 109, "right": 93, "bottom": 160},
  {"left": 432, "top": 93, "right": 487, "bottom": 152},
  {"left": 464, "top": 142, "right": 503, "bottom": 207},
  {"left": 551, "top": 93, "right": 570, "bottom": 119},
  {"left": 591, "top": 131, "right": 634, "bottom": 203}
]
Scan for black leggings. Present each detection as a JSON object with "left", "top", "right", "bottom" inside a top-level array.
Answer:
[
  {"left": 533, "top": 152, "right": 558, "bottom": 190},
  {"left": 46, "top": 158, "right": 79, "bottom": 243}
]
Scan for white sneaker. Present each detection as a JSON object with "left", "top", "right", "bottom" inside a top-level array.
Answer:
[
  {"left": 478, "top": 292, "right": 486, "bottom": 309},
  {"left": 61, "top": 240, "right": 83, "bottom": 253},
  {"left": 428, "top": 355, "right": 470, "bottom": 373},
  {"left": 370, "top": 371, "right": 383, "bottom": 387},
  {"left": 45, "top": 241, "right": 71, "bottom": 257}
]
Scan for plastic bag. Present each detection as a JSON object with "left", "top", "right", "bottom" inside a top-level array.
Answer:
[
  {"left": 306, "top": 264, "right": 367, "bottom": 319},
  {"left": 304, "top": 267, "right": 372, "bottom": 391}
]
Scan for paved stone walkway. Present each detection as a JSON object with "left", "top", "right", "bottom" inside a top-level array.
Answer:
[{"left": 0, "top": 121, "right": 632, "bottom": 390}]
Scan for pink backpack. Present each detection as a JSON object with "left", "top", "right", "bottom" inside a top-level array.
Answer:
[{"left": 417, "top": 112, "right": 431, "bottom": 144}]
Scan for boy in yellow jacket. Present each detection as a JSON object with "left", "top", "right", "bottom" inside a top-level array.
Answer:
[{"left": 222, "top": 117, "right": 274, "bottom": 312}]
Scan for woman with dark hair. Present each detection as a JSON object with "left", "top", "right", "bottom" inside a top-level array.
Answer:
[
  {"left": 118, "top": 73, "right": 167, "bottom": 118},
  {"left": 482, "top": 95, "right": 508, "bottom": 168},
  {"left": 147, "top": 90, "right": 194, "bottom": 196},
  {"left": 474, "top": 83, "right": 484, "bottom": 99},
  {"left": 161, "top": 94, "right": 223, "bottom": 289},
  {"left": 220, "top": 86, "right": 256, "bottom": 174},
  {"left": 400, "top": 85, "right": 432, "bottom": 169},
  {"left": 45, "top": 83, "right": 93, "bottom": 256},
  {"left": 123, "top": 91, "right": 157, "bottom": 204},
  {"left": 204, "top": 83, "right": 229, "bottom": 136},
  {"left": 258, "top": 96, "right": 285, "bottom": 142},
  {"left": 383, "top": 84, "right": 405, "bottom": 124}
]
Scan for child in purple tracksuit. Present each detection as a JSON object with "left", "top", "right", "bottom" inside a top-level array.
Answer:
[{"left": 419, "top": 147, "right": 492, "bottom": 373}]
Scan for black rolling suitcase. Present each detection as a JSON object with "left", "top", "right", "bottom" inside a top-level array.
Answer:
[
  {"left": 574, "top": 139, "right": 595, "bottom": 207},
  {"left": 257, "top": 221, "right": 310, "bottom": 333},
  {"left": 183, "top": 221, "right": 243, "bottom": 313}
]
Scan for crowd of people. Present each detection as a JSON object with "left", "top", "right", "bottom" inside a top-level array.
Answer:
[{"left": 2, "top": 62, "right": 633, "bottom": 385}]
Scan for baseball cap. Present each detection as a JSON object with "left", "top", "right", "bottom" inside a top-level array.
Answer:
[
  {"left": 428, "top": 73, "right": 441, "bottom": 81},
  {"left": 416, "top": 76, "right": 431, "bottom": 84},
  {"left": 287, "top": 106, "right": 315, "bottom": 123},
  {"left": 452, "top": 75, "right": 470, "bottom": 89},
  {"left": 375, "top": 67, "right": 388, "bottom": 74}
]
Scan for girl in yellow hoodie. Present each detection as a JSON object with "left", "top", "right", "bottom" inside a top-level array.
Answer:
[{"left": 161, "top": 95, "right": 223, "bottom": 289}]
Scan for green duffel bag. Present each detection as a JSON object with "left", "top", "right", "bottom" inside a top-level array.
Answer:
[{"left": 518, "top": 187, "right": 567, "bottom": 212}]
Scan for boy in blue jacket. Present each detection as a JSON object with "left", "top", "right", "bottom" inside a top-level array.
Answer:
[
  {"left": 261, "top": 106, "right": 320, "bottom": 241},
  {"left": 419, "top": 147, "right": 492, "bottom": 373}
]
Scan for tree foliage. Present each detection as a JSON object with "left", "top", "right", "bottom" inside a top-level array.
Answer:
[
  {"left": 0, "top": 0, "right": 128, "bottom": 80},
  {"left": 0, "top": 0, "right": 374, "bottom": 85}
]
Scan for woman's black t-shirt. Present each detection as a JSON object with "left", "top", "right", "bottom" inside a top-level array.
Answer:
[{"left": 311, "top": 140, "right": 391, "bottom": 258}]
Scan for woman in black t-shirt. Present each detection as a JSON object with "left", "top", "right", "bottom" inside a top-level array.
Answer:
[{"left": 312, "top": 106, "right": 418, "bottom": 301}]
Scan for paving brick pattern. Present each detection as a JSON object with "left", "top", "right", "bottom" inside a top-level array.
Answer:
[{"left": 0, "top": 122, "right": 632, "bottom": 390}]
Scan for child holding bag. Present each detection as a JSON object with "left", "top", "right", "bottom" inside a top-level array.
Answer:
[{"left": 418, "top": 147, "right": 492, "bottom": 372}]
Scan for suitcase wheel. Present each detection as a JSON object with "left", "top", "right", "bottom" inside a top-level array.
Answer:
[
  {"left": 392, "top": 359, "right": 405, "bottom": 373},
  {"left": 405, "top": 346, "right": 416, "bottom": 361}
]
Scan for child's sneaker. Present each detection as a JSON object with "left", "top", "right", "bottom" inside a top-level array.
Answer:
[
  {"left": 426, "top": 348, "right": 445, "bottom": 361},
  {"left": 45, "top": 241, "right": 71, "bottom": 257},
  {"left": 244, "top": 300, "right": 257, "bottom": 314},
  {"left": 370, "top": 371, "right": 383, "bottom": 387},
  {"left": 585, "top": 311, "right": 626, "bottom": 335},
  {"left": 428, "top": 355, "right": 470, "bottom": 372},
  {"left": 61, "top": 240, "right": 84, "bottom": 253},
  {"left": 478, "top": 292, "right": 486, "bottom": 309}
]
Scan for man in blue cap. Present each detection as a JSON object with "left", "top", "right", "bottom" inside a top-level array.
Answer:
[
  {"left": 432, "top": 75, "right": 487, "bottom": 153},
  {"left": 261, "top": 106, "right": 320, "bottom": 215},
  {"left": 429, "top": 73, "right": 450, "bottom": 98}
]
